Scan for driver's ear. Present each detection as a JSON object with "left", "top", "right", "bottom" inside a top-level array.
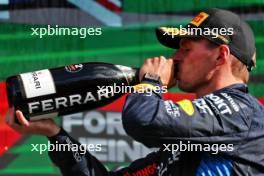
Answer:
[{"left": 216, "top": 45, "right": 230, "bottom": 66}]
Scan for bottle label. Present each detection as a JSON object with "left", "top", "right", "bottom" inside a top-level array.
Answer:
[{"left": 20, "top": 69, "right": 56, "bottom": 98}]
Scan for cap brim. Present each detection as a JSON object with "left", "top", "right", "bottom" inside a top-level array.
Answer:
[{"left": 156, "top": 27, "right": 197, "bottom": 49}]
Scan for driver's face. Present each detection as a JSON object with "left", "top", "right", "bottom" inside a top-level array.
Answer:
[{"left": 172, "top": 38, "right": 219, "bottom": 92}]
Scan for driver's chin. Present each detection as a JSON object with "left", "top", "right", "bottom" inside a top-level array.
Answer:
[{"left": 178, "top": 81, "right": 194, "bottom": 93}]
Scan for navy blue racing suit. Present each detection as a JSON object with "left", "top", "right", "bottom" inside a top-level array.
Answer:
[{"left": 48, "top": 82, "right": 264, "bottom": 175}]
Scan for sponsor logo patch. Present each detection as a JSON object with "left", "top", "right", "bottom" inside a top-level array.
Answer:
[
  {"left": 190, "top": 12, "right": 209, "bottom": 27},
  {"left": 220, "top": 93, "right": 240, "bottom": 112},
  {"left": 65, "top": 64, "right": 83, "bottom": 73},
  {"left": 193, "top": 98, "right": 213, "bottom": 115},
  {"left": 123, "top": 163, "right": 157, "bottom": 176},
  {"left": 206, "top": 94, "right": 232, "bottom": 115},
  {"left": 164, "top": 100, "right": 181, "bottom": 118},
  {"left": 176, "top": 99, "right": 194, "bottom": 116}
]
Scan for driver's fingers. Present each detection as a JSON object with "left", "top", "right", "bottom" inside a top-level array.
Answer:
[{"left": 16, "top": 110, "right": 29, "bottom": 127}]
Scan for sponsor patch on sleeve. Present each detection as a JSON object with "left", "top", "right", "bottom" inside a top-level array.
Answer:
[
  {"left": 176, "top": 99, "right": 195, "bottom": 116},
  {"left": 164, "top": 100, "right": 181, "bottom": 118}
]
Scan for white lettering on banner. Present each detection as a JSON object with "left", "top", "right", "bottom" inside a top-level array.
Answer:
[
  {"left": 62, "top": 111, "right": 153, "bottom": 163},
  {"left": 62, "top": 112, "right": 83, "bottom": 132},
  {"left": 79, "top": 138, "right": 150, "bottom": 162},
  {"left": 63, "top": 111, "right": 126, "bottom": 135},
  {"left": 84, "top": 111, "right": 106, "bottom": 134}
]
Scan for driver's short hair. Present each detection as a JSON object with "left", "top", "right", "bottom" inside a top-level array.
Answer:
[
  {"left": 205, "top": 40, "right": 255, "bottom": 84},
  {"left": 231, "top": 53, "right": 256, "bottom": 83}
]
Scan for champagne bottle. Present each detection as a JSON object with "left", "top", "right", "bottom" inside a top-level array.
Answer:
[{"left": 6, "top": 62, "right": 139, "bottom": 121}]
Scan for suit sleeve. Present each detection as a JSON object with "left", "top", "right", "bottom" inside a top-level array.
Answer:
[
  {"left": 48, "top": 128, "right": 162, "bottom": 176},
  {"left": 122, "top": 81, "right": 251, "bottom": 148}
]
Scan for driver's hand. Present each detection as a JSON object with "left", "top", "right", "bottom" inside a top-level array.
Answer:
[
  {"left": 139, "top": 56, "right": 177, "bottom": 88},
  {"left": 5, "top": 108, "right": 60, "bottom": 137}
]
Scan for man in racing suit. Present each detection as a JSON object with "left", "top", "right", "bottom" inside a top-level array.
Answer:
[{"left": 6, "top": 8, "right": 264, "bottom": 176}]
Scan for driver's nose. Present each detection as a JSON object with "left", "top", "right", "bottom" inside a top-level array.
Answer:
[{"left": 172, "top": 50, "right": 183, "bottom": 62}]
